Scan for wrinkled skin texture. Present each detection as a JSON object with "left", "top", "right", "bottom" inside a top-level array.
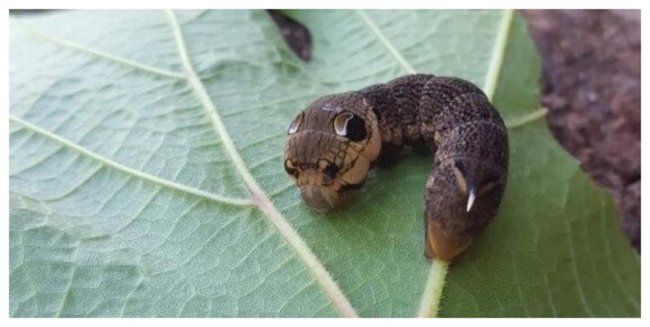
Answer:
[{"left": 284, "top": 74, "right": 509, "bottom": 261}]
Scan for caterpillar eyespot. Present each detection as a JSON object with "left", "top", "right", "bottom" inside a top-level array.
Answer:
[{"left": 284, "top": 74, "right": 509, "bottom": 262}]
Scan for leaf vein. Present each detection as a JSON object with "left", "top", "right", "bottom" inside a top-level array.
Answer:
[
  {"left": 509, "top": 249, "right": 531, "bottom": 317},
  {"left": 506, "top": 108, "right": 548, "bottom": 129},
  {"left": 483, "top": 10, "right": 514, "bottom": 101},
  {"left": 55, "top": 246, "right": 79, "bottom": 317},
  {"left": 113, "top": 187, "right": 161, "bottom": 235},
  {"left": 357, "top": 10, "right": 416, "bottom": 74},
  {"left": 561, "top": 205, "right": 595, "bottom": 316},
  {"left": 542, "top": 273, "right": 559, "bottom": 317},
  {"left": 9, "top": 114, "right": 253, "bottom": 207},
  {"left": 13, "top": 20, "right": 186, "bottom": 80},
  {"left": 598, "top": 199, "right": 640, "bottom": 311}
]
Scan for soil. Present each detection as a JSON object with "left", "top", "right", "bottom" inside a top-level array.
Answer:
[
  {"left": 521, "top": 10, "right": 640, "bottom": 251},
  {"left": 269, "top": 10, "right": 641, "bottom": 251}
]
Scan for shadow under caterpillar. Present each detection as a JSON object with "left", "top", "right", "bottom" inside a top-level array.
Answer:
[{"left": 284, "top": 74, "right": 509, "bottom": 262}]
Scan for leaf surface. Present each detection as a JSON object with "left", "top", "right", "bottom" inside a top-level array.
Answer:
[{"left": 9, "top": 9, "right": 640, "bottom": 317}]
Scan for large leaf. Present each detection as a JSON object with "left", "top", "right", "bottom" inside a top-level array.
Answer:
[{"left": 9, "top": 10, "right": 640, "bottom": 317}]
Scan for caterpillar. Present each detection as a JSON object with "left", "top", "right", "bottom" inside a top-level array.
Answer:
[{"left": 283, "top": 74, "right": 509, "bottom": 262}]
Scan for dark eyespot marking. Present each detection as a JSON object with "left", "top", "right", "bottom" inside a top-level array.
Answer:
[
  {"left": 323, "top": 163, "right": 340, "bottom": 178},
  {"left": 284, "top": 159, "right": 298, "bottom": 177},
  {"left": 344, "top": 115, "right": 367, "bottom": 141}
]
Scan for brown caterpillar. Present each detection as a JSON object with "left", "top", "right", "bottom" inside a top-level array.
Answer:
[{"left": 284, "top": 74, "right": 508, "bottom": 261}]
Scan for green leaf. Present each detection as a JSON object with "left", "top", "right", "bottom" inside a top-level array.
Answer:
[{"left": 9, "top": 9, "right": 639, "bottom": 317}]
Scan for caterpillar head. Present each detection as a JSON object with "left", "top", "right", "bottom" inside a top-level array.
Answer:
[{"left": 284, "top": 93, "right": 381, "bottom": 212}]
